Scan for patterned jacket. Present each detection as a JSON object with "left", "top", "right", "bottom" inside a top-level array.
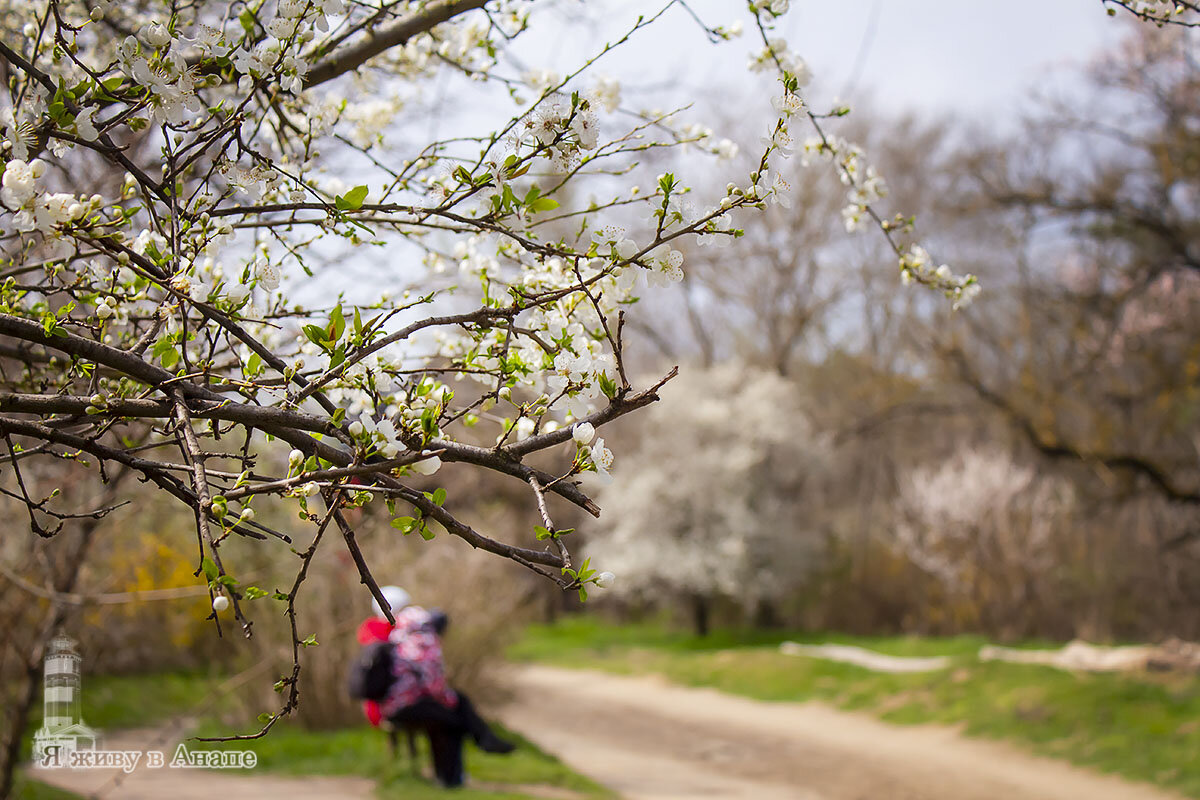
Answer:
[{"left": 356, "top": 606, "right": 457, "bottom": 726}]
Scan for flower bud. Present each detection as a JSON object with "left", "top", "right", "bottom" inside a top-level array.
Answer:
[{"left": 572, "top": 422, "right": 596, "bottom": 445}]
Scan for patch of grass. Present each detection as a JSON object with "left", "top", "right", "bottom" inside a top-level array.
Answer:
[
  {"left": 11, "top": 775, "right": 84, "bottom": 799},
  {"left": 511, "top": 617, "right": 1200, "bottom": 798},
  {"left": 192, "top": 718, "right": 612, "bottom": 800},
  {"left": 508, "top": 616, "right": 993, "bottom": 662},
  {"left": 80, "top": 670, "right": 225, "bottom": 730}
]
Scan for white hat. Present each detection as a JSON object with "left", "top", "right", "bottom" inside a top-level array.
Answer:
[{"left": 372, "top": 585, "right": 411, "bottom": 618}]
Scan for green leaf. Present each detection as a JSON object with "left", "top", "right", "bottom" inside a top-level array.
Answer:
[
  {"left": 244, "top": 586, "right": 269, "bottom": 600},
  {"left": 200, "top": 556, "right": 219, "bottom": 582},
  {"left": 432, "top": 487, "right": 447, "bottom": 506},
  {"left": 529, "top": 197, "right": 559, "bottom": 213},
  {"left": 335, "top": 185, "right": 369, "bottom": 211},
  {"left": 329, "top": 304, "right": 345, "bottom": 341},
  {"left": 301, "top": 634, "right": 319, "bottom": 647},
  {"left": 302, "top": 324, "right": 328, "bottom": 346}
]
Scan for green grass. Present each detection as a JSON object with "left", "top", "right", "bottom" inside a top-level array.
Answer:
[
  {"left": 11, "top": 776, "right": 83, "bottom": 800},
  {"left": 192, "top": 719, "right": 611, "bottom": 800},
  {"left": 81, "top": 670, "right": 228, "bottom": 730},
  {"left": 511, "top": 617, "right": 1200, "bottom": 798},
  {"left": 509, "top": 616, "right": 1000, "bottom": 661}
]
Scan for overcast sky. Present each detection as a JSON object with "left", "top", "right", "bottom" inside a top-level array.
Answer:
[
  {"left": 530, "top": 1, "right": 1127, "bottom": 121},
  {"left": 782, "top": 0, "right": 1124, "bottom": 116}
]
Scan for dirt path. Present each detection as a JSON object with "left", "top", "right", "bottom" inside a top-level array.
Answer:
[{"left": 497, "top": 664, "right": 1187, "bottom": 800}]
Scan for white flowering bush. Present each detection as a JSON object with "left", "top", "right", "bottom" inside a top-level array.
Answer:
[
  {"left": 894, "top": 448, "right": 1076, "bottom": 629},
  {"left": 584, "top": 365, "right": 828, "bottom": 634},
  {"left": 0, "top": 0, "right": 989, "bottom": 727}
]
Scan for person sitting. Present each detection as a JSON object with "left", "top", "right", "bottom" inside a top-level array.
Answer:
[{"left": 355, "top": 585, "right": 514, "bottom": 787}]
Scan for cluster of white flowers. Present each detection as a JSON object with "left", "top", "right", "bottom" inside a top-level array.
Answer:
[
  {"left": 547, "top": 330, "right": 617, "bottom": 419},
  {"left": 748, "top": 38, "right": 812, "bottom": 85},
  {"left": 644, "top": 245, "right": 685, "bottom": 287},
  {"left": 899, "top": 245, "right": 981, "bottom": 308},
  {"left": 521, "top": 98, "right": 600, "bottom": 168},
  {"left": 349, "top": 415, "right": 403, "bottom": 458},
  {"left": 590, "top": 75, "right": 622, "bottom": 113},
  {"left": 117, "top": 30, "right": 204, "bottom": 126},
  {"left": 572, "top": 422, "right": 613, "bottom": 484},
  {"left": 341, "top": 99, "right": 404, "bottom": 149},
  {"left": 220, "top": 160, "right": 285, "bottom": 204},
  {"left": 1, "top": 160, "right": 93, "bottom": 234},
  {"left": 750, "top": 0, "right": 791, "bottom": 17},
  {"left": 796, "top": 135, "right": 886, "bottom": 233}
]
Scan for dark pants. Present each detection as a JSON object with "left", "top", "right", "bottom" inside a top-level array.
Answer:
[{"left": 389, "top": 692, "right": 492, "bottom": 787}]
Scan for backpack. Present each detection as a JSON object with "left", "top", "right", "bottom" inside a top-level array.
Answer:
[{"left": 346, "top": 641, "right": 395, "bottom": 701}]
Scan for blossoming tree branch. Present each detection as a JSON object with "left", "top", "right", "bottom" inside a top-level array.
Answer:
[{"left": 25, "top": 0, "right": 1175, "bottom": 731}]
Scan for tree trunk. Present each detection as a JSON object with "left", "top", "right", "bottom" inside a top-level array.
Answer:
[
  {"left": 689, "top": 594, "right": 711, "bottom": 637},
  {"left": 0, "top": 474, "right": 124, "bottom": 799},
  {"left": 752, "top": 598, "right": 781, "bottom": 629}
]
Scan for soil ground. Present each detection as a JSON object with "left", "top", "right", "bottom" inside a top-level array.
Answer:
[{"left": 496, "top": 664, "right": 1188, "bottom": 800}]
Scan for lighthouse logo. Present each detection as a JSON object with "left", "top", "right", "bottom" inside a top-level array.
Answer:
[
  {"left": 32, "top": 636, "right": 100, "bottom": 761},
  {"left": 31, "top": 635, "right": 257, "bottom": 772}
]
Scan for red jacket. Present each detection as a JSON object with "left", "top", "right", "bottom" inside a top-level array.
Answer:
[{"left": 356, "top": 617, "right": 393, "bottom": 726}]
